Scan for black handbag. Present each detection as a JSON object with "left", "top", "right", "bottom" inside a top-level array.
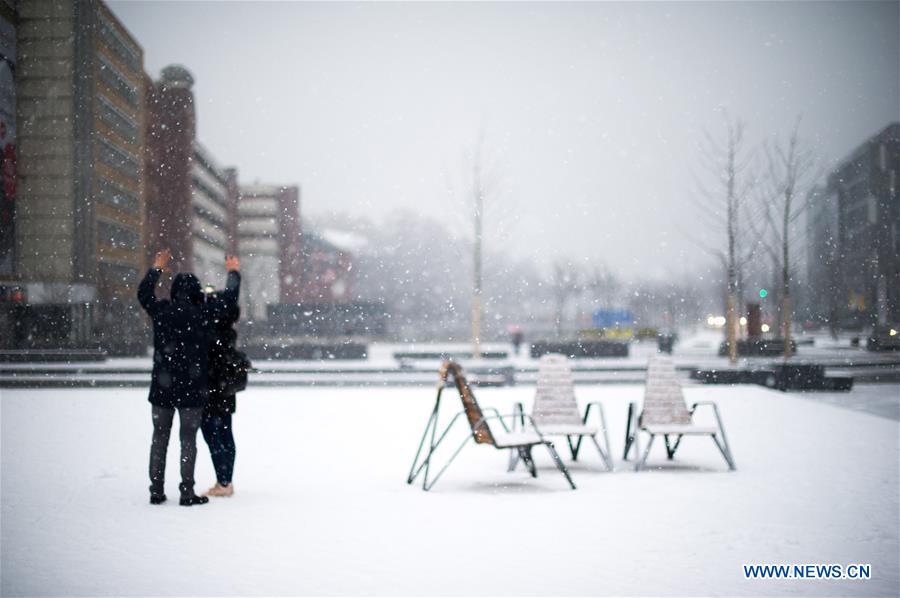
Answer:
[{"left": 219, "top": 349, "right": 251, "bottom": 394}]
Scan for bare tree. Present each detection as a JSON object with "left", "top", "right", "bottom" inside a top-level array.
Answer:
[
  {"left": 443, "top": 133, "right": 507, "bottom": 357},
  {"left": 689, "top": 111, "right": 755, "bottom": 363},
  {"left": 757, "top": 118, "right": 818, "bottom": 359},
  {"left": 551, "top": 259, "right": 582, "bottom": 338}
]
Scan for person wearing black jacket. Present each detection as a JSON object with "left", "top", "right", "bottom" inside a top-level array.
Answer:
[
  {"left": 201, "top": 286, "right": 242, "bottom": 497},
  {"left": 137, "top": 249, "right": 241, "bottom": 506}
]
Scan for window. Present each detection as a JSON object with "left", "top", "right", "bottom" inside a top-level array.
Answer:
[
  {"left": 97, "top": 220, "right": 139, "bottom": 250},
  {"left": 98, "top": 54, "right": 139, "bottom": 108},
  {"left": 96, "top": 178, "right": 139, "bottom": 214},
  {"left": 97, "top": 12, "right": 141, "bottom": 73},
  {"left": 98, "top": 96, "right": 138, "bottom": 145},
  {"left": 98, "top": 138, "right": 140, "bottom": 179}
]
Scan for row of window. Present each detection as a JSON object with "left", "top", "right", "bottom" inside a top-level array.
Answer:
[
  {"left": 97, "top": 12, "right": 141, "bottom": 74},
  {"left": 191, "top": 173, "right": 229, "bottom": 211},
  {"left": 193, "top": 224, "right": 228, "bottom": 252},
  {"left": 97, "top": 219, "right": 139, "bottom": 251},
  {"left": 95, "top": 177, "right": 140, "bottom": 215},
  {"left": 97, "top": 95, "right": 138, "bottom": 145},
  {"left": 192, "top": 203, "right": 228, "bottom": 231},
  {"left": 98, "top": 137, "right": 140, "bottom": 179},
  {"left": 237, "top": 198, "right": 280, "bottom": 218},
  {"left": 98, "top": 53, "right": 139, "bottom": 108}
]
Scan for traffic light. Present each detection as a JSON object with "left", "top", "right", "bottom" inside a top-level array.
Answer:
[{"left": 759, "top": 288, "right": 768, "bottom": 299}]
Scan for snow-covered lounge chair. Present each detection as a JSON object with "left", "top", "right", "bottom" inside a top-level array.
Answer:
[
  {"left": 510, "top": 354, "right": 613, "bottom": 471},
  {"left": 406, "top": 360, "right": 576, "bottom": 491},
  {"left": 624, "top": 356, "right": 736, "bottom": 471}
]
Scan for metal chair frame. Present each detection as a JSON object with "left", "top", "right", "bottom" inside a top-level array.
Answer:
[
  {"left": 624, "top": 400, "right": 736, "bottom": 471},
  {"left": 509, "top": 400, "right": 614, "bottom": 471},
  {"left": 406, "top": 361, "right": 577, "bottom": 491}
]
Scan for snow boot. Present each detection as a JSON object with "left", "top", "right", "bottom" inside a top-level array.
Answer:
[
  {"left": 204, "top": 482, "right": 234, "bottom": 497},
  {"left": 149, "top": 494, "right": 167, "bottom": 505},
  {"left": 179, "top": 495, "right": 209, "bottom": 507}
]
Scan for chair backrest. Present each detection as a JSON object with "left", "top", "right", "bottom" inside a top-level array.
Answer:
[
  {"left": 640, "top": 356, "right": 692, "bottom": 425},
  {"left": 440, "top": 361, "right": 495, "bottom": 445},
  {"left": 532, "top": 354, "right": 582, "bottom": 426}
]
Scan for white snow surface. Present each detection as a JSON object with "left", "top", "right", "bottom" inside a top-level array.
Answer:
[{"left": 1, "top": 384, "right": 898, "bottom": 596}]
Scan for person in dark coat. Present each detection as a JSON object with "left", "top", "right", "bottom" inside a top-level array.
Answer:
[
  {"left": 201, "top": 285, "right": 242, "bottom": 497},
  {"left": 137, "top": 249, "right": 240, "bottom": 506}
]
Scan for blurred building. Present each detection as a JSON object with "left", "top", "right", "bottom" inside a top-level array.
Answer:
[
  {"left": 300, "top": 231, "right": 353, "bottom": 304},
  {"left": 1, "top": 0, "right": 146, "bottom": 351},
  {"left": 144, "top": 65, "right": 239, "bottom": 290},
  {"left": 0, "top": 1, "right": 15, "bottom": 280},
  {"left": 236, "top": 184, "right": 302, "bottom": 321},
  {"left": 804, "top": 185, "right": 840, "bottom": 327},
  {"left": 266, "top": 230, "right": 384, "bottom": 338},
  {"left": 807, "top": 122, "right": 900, "bottom": 329}
]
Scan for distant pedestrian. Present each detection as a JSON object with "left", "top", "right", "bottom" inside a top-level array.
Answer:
[
  {"left": 201, "top": 263, "right": 249, "bottom": 498},
  {"left": 138, "top": 249, "right": 240, "bottom": 506},
  {"left": 510, "top": 326, "right": 524, "bottom": 356}
]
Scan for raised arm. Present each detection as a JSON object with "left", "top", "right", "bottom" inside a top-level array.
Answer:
[
  {"left": 138, "top": 250, "right": 170, "bottom": 315},
  {"left": 221, "top": 255, "right": 241, "bottom": 307},
  {"left": 204, "top": 256, "right": 242, "bottom": 323}
]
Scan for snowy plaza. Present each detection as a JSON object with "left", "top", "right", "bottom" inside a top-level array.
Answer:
[
  {"left": 1, "top": 0, "right": 899, "bottom": 596},
  {"left": 2, "top": 380, "right": 898, "bottom": 596}
]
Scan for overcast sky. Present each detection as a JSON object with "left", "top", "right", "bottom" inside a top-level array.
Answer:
[{"left": 110, "top": 0, "right": 899, "bottom": 279}]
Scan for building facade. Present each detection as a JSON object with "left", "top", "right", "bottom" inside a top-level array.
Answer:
[
  {"left": 236, "top": 184, "right": 302, "bottom": 321},
  {"left": 300, "top": 232, "right": 353, "bottom": 304},
  {"left": 807, "top": 122, "right": 900, "bottom": 329},
  {"left": 2, "top": 0, "right": 146, "bottom": 350},
  {"left": 0, "top": 0, "right": 16, "bottom": 280},
  {"left": 191, "top": 144, "right": 237, "bottom": 287},
  {"left": 804, "top": 185, "right": 840, "bottom": 326},
  {"left": 144, "top": 65, "right": 238, "bottom": 293}
]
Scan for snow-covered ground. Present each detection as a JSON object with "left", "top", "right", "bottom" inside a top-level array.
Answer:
[{"left": 2, "top": 383, "right": 898, "bottom": 596}]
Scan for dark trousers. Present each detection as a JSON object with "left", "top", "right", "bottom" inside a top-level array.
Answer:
[
  {"left": 201, "top": 412, "right": 236, "bottom": 486},
  {"left": 149, "top": 405, "right": 203, "bottom": 498}
]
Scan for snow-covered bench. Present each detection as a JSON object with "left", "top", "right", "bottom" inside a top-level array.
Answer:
[
  {"left": 407, "top": 360, "right": 576, "bottom": 491},
  {"left": 624, "top": 356, "right": 736, "bottom": 471},
  {"left": 510, "top": 354, "right": 613, "bottom": 471}
]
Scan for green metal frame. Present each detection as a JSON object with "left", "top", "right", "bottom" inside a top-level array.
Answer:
[
  {"left": 407, "top": 369, "right": 577, "bottom": 491},
  {"left": 510, "top": 401, "right": 614, "bottom": 471},
  {"left": 624, "top": 400, "right": 736, "bottom": 471}
]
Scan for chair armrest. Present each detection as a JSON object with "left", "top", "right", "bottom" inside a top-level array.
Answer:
[
  {"left": 690, "top": 401, "right": 729, "bottom": 439},
  {"left": 475, "top": 413, "right": 544, "bottom": 438},
  {"left": 512, "top": 402, "right": 526, "bottom": 431},
  {"left": 691, "top": 400, "right": 735, "bottom": 468},
  {"left": 627, "top": 401, "right": 641, "bottom": 427},
  {"left": 623, "top": 401, "right": 641, "bottom": 460},
  {"left": 480, "top": 406, "right": 511, "bottom": 433},
  {"left": 583, "top": 401, "right": 610, "bottom": 431},
  {"left": 690, "top": 401, "right": 721, "bottom": 419}
]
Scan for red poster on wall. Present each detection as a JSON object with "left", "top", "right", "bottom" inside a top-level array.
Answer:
[{"left": 0, "top": 16, "right": 16, "bottom": 277}]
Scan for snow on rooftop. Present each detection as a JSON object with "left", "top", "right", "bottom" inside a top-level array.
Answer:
[
  {"left": 1, "top": 383, "right": 897, "bottom": 595},
  {"left": 319, "top": 228, "right": 369, "bottom": 252},
  {"left": 239, "top": 183, "right": 293, "bottom": 196}
]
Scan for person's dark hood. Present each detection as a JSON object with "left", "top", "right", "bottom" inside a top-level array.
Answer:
[{"left": 171, "top": 273, "right": 203, "bottom": 305}]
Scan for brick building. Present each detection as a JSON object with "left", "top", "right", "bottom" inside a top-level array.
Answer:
[
  {"left": 144, "top": 65, "right": 239, "bottom": 292},
  {"left": 300, "top": 232, "right": 353, "bottom": 304}
]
